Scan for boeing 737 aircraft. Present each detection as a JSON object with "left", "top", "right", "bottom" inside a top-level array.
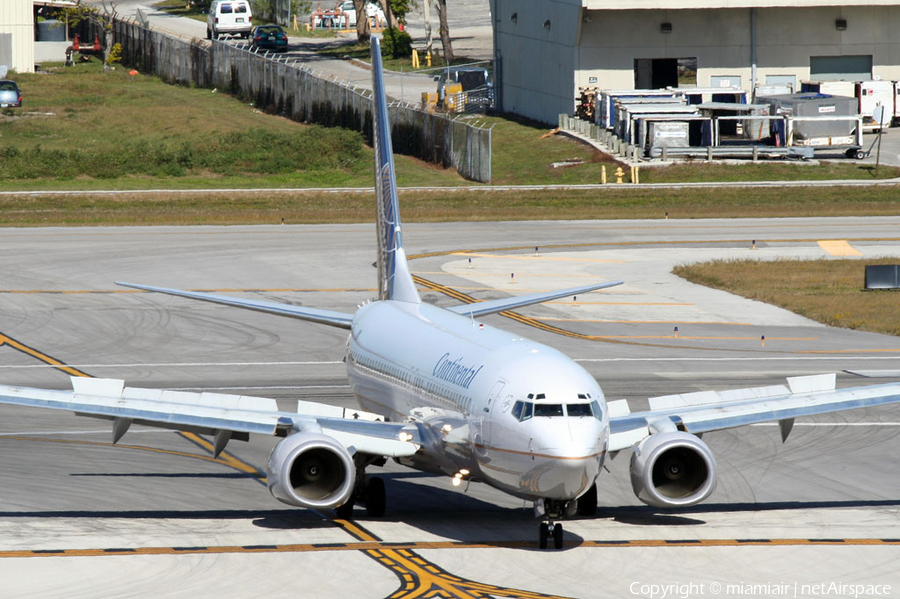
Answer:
[{"left": 2, "top": 39, "right": 900, "bottom": 549}]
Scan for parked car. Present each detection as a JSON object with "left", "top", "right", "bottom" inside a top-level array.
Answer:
[
  {"left": 0, "top": 81, "right": 21, "bottom": 108},
  {"left": 249, "top": 25, "right": 288, "bottom": 52},
  {"left": 337, "top": 1, "right": 385, "bottom": 28},
  {"left": 207, "top": 0, "right": 253, "bottom": 40}
]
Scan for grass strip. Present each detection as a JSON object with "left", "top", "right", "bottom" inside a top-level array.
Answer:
[
  {"left": 674, "top": 258, "right": 900, "bottom": 336},
  {"left": 2, "top": 185, "right": 900, "bottom": 226}
]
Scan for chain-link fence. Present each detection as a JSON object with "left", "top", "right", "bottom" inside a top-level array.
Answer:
[{"left": 98, "top": 17, "right": 491, "bottom": 182}]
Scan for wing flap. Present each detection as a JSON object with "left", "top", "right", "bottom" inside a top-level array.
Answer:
[
  {"left": 611, "top": 375, "right": 900, "bottom": 451},
  {"left": 116, "top": 282, "right": 354, "bottom": 329},
  {"left": 447, "top": 280, "right": 623, "bottom": 318}
]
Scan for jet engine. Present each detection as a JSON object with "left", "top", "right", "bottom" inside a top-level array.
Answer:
[
  {"left": 267, "top": 433, "right": 355, "bottom": 509},
  {"left": 630, "top": 431, "right": 716, "bottom": 508}
]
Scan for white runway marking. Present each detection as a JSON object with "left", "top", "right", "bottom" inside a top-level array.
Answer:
[
  {"left": 576, "top": 356, "right": 900, "bottom": 362},
  {"left": 0, "top": 361, "right": 343, "bottom": 370},
  {"left": 0, "top": 430, "right": 172, "bottom": 437}
]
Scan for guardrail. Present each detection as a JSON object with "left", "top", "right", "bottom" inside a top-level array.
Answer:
[{"left": 90, "top": 17, "right": 491, "bottom": 182}]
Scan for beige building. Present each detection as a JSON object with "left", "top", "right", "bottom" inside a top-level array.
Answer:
[
  {"left": 489, "top": 0, "right": 900, "bottom": 123},
  {"left": 0, "top": 0, "right": 35, "bottom": 74}
]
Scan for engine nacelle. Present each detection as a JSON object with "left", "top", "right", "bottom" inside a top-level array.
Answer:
[
  {"left": 267, "top": 433, "right": 355, "bottom": 509},
  {"left": 630, "top": 431, "right": 716, "bottom": 508}
]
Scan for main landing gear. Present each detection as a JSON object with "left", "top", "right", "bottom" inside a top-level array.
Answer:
[
  {"left": 536, "top": 483, "right": 598, "bottom": 549},
  {"left": 335, "top": 455, "right": 387, "bottom": 519}
]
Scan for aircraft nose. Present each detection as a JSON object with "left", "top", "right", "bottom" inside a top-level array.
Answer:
[{"left": 524, "top": 419, "right": 607, "bottom": 499}]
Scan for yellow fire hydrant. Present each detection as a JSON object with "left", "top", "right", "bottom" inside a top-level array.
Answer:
[{"left": 615, "top": 167, "right": 624, "bottom": 184}]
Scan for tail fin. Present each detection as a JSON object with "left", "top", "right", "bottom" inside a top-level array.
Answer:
[{"left": 371, "top": 37, "right": 420, "bottom": 304}]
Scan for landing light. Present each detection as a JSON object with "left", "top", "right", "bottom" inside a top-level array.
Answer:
[
  {"left": 452, "top": 477, "right": 462, "bottom": 487},
  {"left": 459, "top": 469, "right": 469, "bottom": 476},
  {"left": 399, "top": 431, "right": 413, "bottom": 442},
  {"left": 441, "top": 424, "right": 453, "bottom": 433}
]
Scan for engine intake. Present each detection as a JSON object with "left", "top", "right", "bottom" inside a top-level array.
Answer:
[
  {"left": 630, "top": 431, "right": 716, "bottom": 508},
  {"left": 267, "top": 433, "right": 355, "bottom": 509}
]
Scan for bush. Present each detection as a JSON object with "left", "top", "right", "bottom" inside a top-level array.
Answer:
[{"left": 382, "top": 27, "right": 412, "bottom": 58}]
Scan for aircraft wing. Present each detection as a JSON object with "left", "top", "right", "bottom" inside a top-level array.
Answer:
[
  {"left": 447, "top": 280, "right": 623, "bottom": 318},
  {"left": 0, "top": 377, "right": 418, "bottom": 458},
  {"left": 608, "top": 373, "right": 900, "bottom": 452},
  {"left": 116, "top": 282, "right": 354, "bottom": 329}
]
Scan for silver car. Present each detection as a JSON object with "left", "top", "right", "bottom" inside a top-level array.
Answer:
[{"left": 0, "top": 81, "right": 21, "bottom": 108}]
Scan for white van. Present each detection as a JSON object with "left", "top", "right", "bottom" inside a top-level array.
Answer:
[{"left": 207, "top": 0, "right": 253, "bottom": 40}]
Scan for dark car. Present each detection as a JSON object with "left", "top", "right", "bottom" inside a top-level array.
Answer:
[
  {"left": 249, "top": 25, "right": 288, "bottom": 52},
  {"left": 0, "top": 81, "right": 21, "bottom": 108}
]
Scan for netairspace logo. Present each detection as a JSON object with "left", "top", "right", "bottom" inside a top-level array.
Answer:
[{"left": 629, "top": 581, "right": 892, "bottom": 598}]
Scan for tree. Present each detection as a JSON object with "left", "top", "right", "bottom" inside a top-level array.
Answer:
[
  {"left": 421, "top": 0, "right": 433, "bottom": 56},
  {"left": 353, "top": 0, "right": 371, "bottom": 42},
  {"left": 64, "top": 0, "right": 119, "bottom": 72},
  {"left": 433, "top": 0, "right": 453, "bottom": 64}
]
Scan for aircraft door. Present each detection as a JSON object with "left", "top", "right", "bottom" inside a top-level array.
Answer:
[{"left": 483, "top": 379, "right": 506, "bottom": 446}]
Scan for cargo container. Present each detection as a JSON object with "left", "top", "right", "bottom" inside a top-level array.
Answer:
[
  {"left": 596, "top": 90, "right": 679, "bottom": 128},
  {"left": 800, "top": 80, "right": 855, "bottom": 98},
  {"left": 856, "top": 80, "right": 893, "bottom": 131},
  {"left": 763, "top": 93, "right": 859, "bottom": 147},
  {"left": 615, "top": 104, "right": 700, "bottom": 143}
]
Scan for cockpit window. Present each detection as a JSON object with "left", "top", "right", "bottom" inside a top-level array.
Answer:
[
  {"left": 590, "top": 400, "right": 603, "bottom": 421},
  {"left": 535, "top": 393, "right": 546, "bottom": 400},
  {"left": 521, "top": 401, "right": 533, "bottom": 421},
  {"left": 534, "top": 403, "right": 563, "bottom": 417},
  {"left": 511, "top": 400, "right": 523, "bottom": 420},
  {"left": 567, "top": 403, "right": 593, "bottom": 417}
]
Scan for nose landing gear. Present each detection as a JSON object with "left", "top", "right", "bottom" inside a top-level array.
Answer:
[
  {"left": 538, "top": 521, "right": 564, "bottom": 549},
  {"left": 535, "top": 499, "right": 569, "bottom": 549}
]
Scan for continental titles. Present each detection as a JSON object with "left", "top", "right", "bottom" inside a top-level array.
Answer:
[{"left": 432, "top": 353, "right": 483, "bottom": 389}]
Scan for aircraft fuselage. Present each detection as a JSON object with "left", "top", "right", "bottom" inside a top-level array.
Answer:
[{"left": 345, "top": 300, "right": 609, "bottom": 502}]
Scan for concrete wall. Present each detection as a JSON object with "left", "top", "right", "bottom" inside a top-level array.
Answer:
[
  {"left": 491, "top": 0, "right": 581, "bottom": 123},
  {"left": 576, "top": 6, "right": 900, "bottom": 92},
  {"left": 0, "top": 0, "right": 35, "bottom": 73}
]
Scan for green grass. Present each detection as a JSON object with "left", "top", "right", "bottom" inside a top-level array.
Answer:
[
  {"left": 3, "top": 55, "right": 900, "bottom": 200},
  {"left": 0, "top": 63, "right": 465, "bottom": 188},
  {"left": 152, "top": 0, "right": 208, "bottom": 23},
  {"left": 3, "top": 185, "right": 900, "bottom": 226},
  {"left": 674, "top": 258, "right": 900, "bottom": 336}
]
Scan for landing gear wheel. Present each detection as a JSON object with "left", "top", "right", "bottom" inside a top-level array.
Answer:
[
  {"left": 538, "top": 522, "right": 549, "bottom": 549},
  {"left": 576, "top": 483, "right": 598, "bottom": 517},
  {"left": 335, "top": 497, "right": 354, "bottom": 519},
  {"left": 553, "top": 523, "right": 564, "bottom": 549},
  {"left": 365, "top": 477, "right": 386, "bottom": 517}
]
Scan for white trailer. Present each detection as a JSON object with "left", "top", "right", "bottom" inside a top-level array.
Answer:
[{"left": 856, "top": 80, "right": 893, "bottom": 131}]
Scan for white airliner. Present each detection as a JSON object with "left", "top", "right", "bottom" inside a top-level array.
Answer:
[{"left": 2, "top": 39, "right": 900, "bottom": 550}]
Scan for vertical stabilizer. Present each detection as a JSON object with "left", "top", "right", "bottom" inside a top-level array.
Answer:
[{"left": 371, "top": 38, "right": 421, "bottom": 304}]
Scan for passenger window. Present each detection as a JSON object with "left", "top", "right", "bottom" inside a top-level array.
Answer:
[
  {"left": 534, "top": 404, "right": 563, "bottom": 417},
  {"left": 567, "top": 403, "right": 593, "bottom": 417},
  {"left": 521, "top": 402, "right": 533, "bottom": 421},
  {"left": 221, "top": 3, "right": 233, "bottom": 13},
  {"left": 511, "top": 401, "right": 523, "bottom": 420}
]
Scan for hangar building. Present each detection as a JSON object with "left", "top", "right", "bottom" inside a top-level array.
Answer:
[
  {"left": 0, "top": 0, "right": 35, "bottom": 74},
  {"left": 488, "top": 0, "right": 900, "bottom": 124}
]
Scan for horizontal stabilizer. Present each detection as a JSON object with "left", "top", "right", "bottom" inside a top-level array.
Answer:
[
  {"left": 116, "top": 282, "right": 354, "bottom": 329},
  {"left": 448, "top": 280, "right": 623, "bottom": 318}
]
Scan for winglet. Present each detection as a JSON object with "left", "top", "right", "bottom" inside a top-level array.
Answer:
[{"left": 371, "top": 37, "right": 420, "bottom": 305}]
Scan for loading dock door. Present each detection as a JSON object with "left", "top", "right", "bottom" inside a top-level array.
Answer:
[
  {"left": 634, "top": 58, "right": 678, "bottom": 89},
  {"left": 809, "top": 55, "right": 872, "bottom": 81}
]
